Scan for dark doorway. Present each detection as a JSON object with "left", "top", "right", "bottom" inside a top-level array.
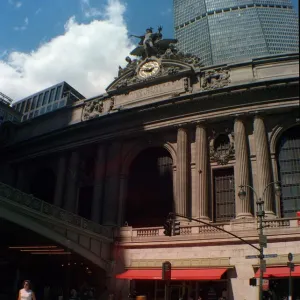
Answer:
[
  {"left": 30, "top": 168, "right": 56, "bottom": 204},
  {"left": 125, "top": 147, "right": 174, "bottom": 227}
]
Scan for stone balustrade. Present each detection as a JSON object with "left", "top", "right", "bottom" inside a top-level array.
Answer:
[
  {"left": 118, "top": 217, "right": 299, "bottom": 243},
  {"left": 0, "top": 182, "right": 113, "bottom": 239}
]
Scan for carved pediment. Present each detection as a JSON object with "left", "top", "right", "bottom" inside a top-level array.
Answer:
[{"left": 107, "top": 56, "right": 196, "bottom": 93}]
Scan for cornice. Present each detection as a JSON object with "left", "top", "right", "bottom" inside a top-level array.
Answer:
[{"left": 0, "top": 76, "right": 298, "bottom": 161}]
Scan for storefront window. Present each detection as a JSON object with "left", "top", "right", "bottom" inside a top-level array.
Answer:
[{"left": 133, "top": 280, "right": 228, "bottom": 300}]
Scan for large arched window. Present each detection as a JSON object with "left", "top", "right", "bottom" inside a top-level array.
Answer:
[
  {"left": 30, "top": 168, "right": 56, "bottom": 204},
  {"left": 125, "top": 147, "right": 174, "bottom": 227},
  {"left": 277, "top": 125, "right": 300, "bottom": 217}
]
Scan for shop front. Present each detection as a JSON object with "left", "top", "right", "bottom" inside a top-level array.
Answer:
[
  {"left": 254, "top": 265, "right": 300, "bottom": 299},
  {"left": 116, "top": 268, "right": 229, "bottom": 300}
]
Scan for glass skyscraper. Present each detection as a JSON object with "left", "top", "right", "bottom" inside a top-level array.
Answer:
[{"left": 174, "top": 0, "right": 299, "bottom": 66}]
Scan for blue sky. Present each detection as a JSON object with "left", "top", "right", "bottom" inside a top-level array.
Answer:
[
  {"left": 0, "top": 0, "right": 174, "bottom": 54},
  {"left": 0, "top": 0, "right": 298, "bottom": 101}
]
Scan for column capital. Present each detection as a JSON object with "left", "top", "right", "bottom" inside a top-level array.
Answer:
[
  {"left": 253, "top": 111, "right": 267, "bottom": 120},
  {"left": 195, "top": 120, "right": 207, "bottom": 128},
  {"left": 233, "top": 113, "right": 248, "bottom": 122},
  {"left": 174, "top": 123, "right": 189, "bottom": 130}
]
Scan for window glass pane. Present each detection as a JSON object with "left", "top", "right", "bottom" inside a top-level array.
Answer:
[
  {"left": 20, "top": 101, "right": 26, "bottom": 113},
  {"left": 213, "top": 168, "right": 235, "bottom": 222},
  {"left": 32, "top": 96, "right": 38, "bottom": 110},
  {"left": 55, "top": 86, "right": 62, "bottom": 101},
  {"left": 38, "top": 94, "right": 44, "bottom": 107},
  {"left": 24, "top": 99, "right": 31, "bottom": 113},
  {"left": 49, "top": 89, "right": 55, "bottom": 103},
  {"left": 42, "top": 92, "right": 49, "bottom": 106},
  {"left": 278, "top": 125, "right": 300, "bottom": 217}
]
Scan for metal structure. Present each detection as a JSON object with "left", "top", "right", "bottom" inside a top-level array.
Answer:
[
  {"left": 238, "top": 181, "right": 281, "bottom": 300},
  {"left": 174, "top": 0, "right": 299, "bottom": 65},
  {"left": 165, "top": 180, "right": 281, "bottom": 300}
]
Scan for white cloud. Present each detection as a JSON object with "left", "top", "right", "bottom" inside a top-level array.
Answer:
[
  {"left": 8, "top": 0, "right": 22, "bottom": 8},
  {"left": 13, "top": 17, "right": 29, "bottom": 31},
  {"left": 161, "top": 8, "right": 172, "bottom": 16},
  {"left": 80, "top": 0, "right": 102, "bottom": 18},
  {"left": 0, "top": 0, "right": 134, "bottom": 101},
  {"left": 35, "top": 8, "right": 42, "bottom": 15}
]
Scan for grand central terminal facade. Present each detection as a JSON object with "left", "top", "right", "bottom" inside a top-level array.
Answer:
[{"left": 0, "top": 35, "right": 299, "bottom": 299}]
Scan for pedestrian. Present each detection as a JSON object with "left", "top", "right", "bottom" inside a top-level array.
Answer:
[{"left": 18, "top": 280, "right": 36, "bottom": 300}]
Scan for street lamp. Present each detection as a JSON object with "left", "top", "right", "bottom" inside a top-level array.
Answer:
[{"left": 238, "top": 181, "right": 281, "bottom": 300}]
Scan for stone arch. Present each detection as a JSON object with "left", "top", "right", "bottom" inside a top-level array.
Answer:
[
  {"left": 117, "top": 140, "right": 177, "bottom": 226},
  {"left": 270, "top": 120, "right": 300, "bottom": 155},
  {"left": 269, "top": 121, "right": 300, "bottom": 216},
  {"left": 275, "top": 124, "right": 300, "bottom": 217},
  {"left": 0, "top": 204, "right": 110, "bottom": 272},
  {"left": 122, "top": 140, "right": 177, "bottom": 176}
]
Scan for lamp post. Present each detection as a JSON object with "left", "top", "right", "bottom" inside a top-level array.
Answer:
[{"left": 238, "top": 181, "right": 281, "bottom": 300}]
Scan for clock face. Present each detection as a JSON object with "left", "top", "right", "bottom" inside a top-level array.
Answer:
[{"left": 138, "top": 61, "right": 160, "bottom": 78}]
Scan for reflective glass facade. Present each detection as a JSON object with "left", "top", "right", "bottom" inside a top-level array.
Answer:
[
  {"left": 174, "top": 0, "right": 299, "bottom": 65},
  {"left": 12, "top": 82, "right": 85, "bottom": 122}
]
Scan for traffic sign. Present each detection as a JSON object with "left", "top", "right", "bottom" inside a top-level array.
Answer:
[
  {"left": 262, "top": 279, "right": 269, "bottom": 291},
  {"left": 245, "top": 255, "right": 259, "bottom": 259},
  {"left": 264, "top": 254, "right": 278, "bottom": 258},
  {"left": 162, "top": 261, "right": 171, "bottom": 281},
  {"left": 245, "top": 254, "right": 277, "bottom": 259},
  {"left": 259, "top": 235, "right": 267, "bottom": 248}
]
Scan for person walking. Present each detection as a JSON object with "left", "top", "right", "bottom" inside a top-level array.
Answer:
[{"left": 18, "top": 280, "right": 36, "bottom": 300}]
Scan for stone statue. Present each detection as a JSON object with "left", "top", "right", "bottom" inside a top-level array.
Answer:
[{"left": 130, "top": 26, "right": 174, "bottom": 58}]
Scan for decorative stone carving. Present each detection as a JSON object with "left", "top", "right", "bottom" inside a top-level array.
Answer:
[
  {"left": 82, "top": 99, "right": 104, "bottom": 121},
  {"left": 107, "top": 27, "right": 203, "bottom": 92},
  {"left": 209, "top": 129, "right": 235, "bottom": 165},
  {"left": 108, "top": 97, "right": 115, "bottom": 111},
  {"left": 160, "top": 47, "right": 203, "bottom": 68},
  {"left": 201, "top": 69, "right": 231, "bottom": 90},
  {"left": 117, "top": 56, "right": 139, "bottom": 78}
]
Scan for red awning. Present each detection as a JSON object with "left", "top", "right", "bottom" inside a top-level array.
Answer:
[
  {"left": 116, "top": 268, "right": 227, "bottom": 280},
  {"left": 255, "top": 266, "right": 300, "bottom": 278}
]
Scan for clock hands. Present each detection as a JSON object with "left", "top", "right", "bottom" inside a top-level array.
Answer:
[{"left": 142, "top": 66, "right": 155, "bottom": 72}]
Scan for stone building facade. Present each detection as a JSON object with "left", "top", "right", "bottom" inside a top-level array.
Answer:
[{"left": 0, "top": 51, "right": 299, "bottom": 299}]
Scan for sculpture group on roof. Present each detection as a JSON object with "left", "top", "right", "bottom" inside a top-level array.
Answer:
[{"left": 117, "top": 26, "right": 204, "bottom": 78}]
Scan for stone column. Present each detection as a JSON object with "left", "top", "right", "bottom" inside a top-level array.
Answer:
[
  {"left": 117, "top": 174, "right": 128, "bottom": 226},
  {"left": 234, "top": 118, "right": 252, "bottom": 218},
  {"left": 91, "top": 145, "right": 106, "bottom": 223},
  {"left": 54, "top": 154, "right": 67, "bottom": 207},
  {"left": 254, "top": 115, "right": 275, "bottom": 216},
  {"left": 64, "top": 151, "right": 79, "bottom": 213},
  {"left": 102, "top": 142, "right": 122, "bottom": 226},
  {"left": 194, "top": 124, "right": 210, "bottom": 220},
  {"left": 176, "top": 127, "right": 189, "bottom": 217}
]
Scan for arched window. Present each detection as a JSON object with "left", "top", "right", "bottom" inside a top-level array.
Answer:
[
  {"left": 125, "top": 147, "right": 174, "bottom": 227},
  {"left": 30, "top": 168, "right": 56, "bottom": 204},
  {"left": 277, "top": 125, "right": 300, "bottom": 217}
]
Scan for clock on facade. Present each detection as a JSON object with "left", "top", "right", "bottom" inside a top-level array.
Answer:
[{"left": 138, "top": 60, "right": 160, "bottom": 79}]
